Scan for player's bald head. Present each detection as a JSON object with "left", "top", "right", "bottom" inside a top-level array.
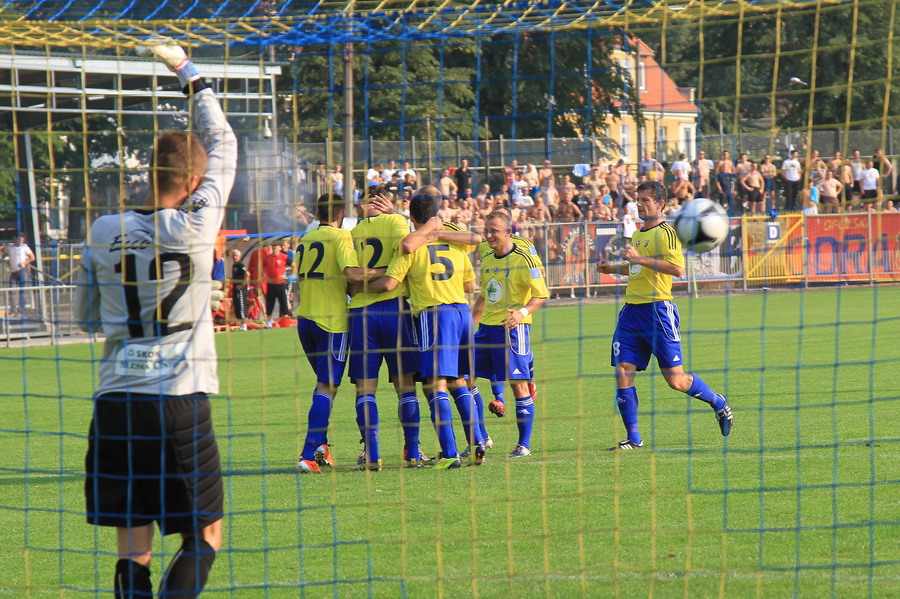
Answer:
[{"left": 409, "top": 185, "right": 441, "bottom": 225}]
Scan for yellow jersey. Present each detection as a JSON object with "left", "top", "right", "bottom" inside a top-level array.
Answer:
[
  {"left": 479, "top": 243, "right": 549, "bottom": 326},
  {"left": 385, "top": 241, "right": 475, "bottom": 315},
  {"left": 349, "top": 213, "right": 410, "bottom": 308},
  {"left": 625, "top": 222, "right": 684, "bottom": 304},
  {"left": 442, "top": 221, "right": 477, "bottom": 253},
  {"left": 294, "top": 224, "right": 358, "bottom": 332}
]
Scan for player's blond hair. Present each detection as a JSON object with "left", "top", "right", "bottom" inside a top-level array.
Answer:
[{"left": 152, "top": 132, "right": 208, "bottom": 196}]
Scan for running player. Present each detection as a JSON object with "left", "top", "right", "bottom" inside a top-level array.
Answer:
[
  {"left": 75, "top": 41, "right": 235, "bottom": 597},
  {"left": 472, "top": 211, "right": 549, "bottom": 457},
  {"left": 295, "top": 194, "right": 375, "bottom": 473},
  {"left": 596, "top": 181, "right": 733, "bottom": 450}
]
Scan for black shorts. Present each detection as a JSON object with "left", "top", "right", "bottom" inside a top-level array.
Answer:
[{"left": 85, "top": 393, "right": 223, "bottom": 534}]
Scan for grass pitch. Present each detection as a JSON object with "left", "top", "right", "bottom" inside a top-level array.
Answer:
[{"left": 1, "top": 285, "right": 899, "bottom": 598}]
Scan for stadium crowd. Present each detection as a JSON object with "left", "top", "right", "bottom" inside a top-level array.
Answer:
[{"left": 306, "top": 146, "right": 899, "bottom": 229}]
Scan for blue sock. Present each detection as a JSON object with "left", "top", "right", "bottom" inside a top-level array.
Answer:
[
  {"left": 491, "top": 380, "right": 505, "bottom": 406},
  {"left": 427, "top": 391, "right": 458, "bottom": 458},
  {"left": 355, "top": 394, "right": 380, "bottom": 462},
  {"left": 302, "top": 392, "right": 333, "bottom": 460},
  {"left": 514, "top": 396, "right": 535, "bottom": 448},
  {"left": 471, "top": 387, "right": 489, "bottom": 442},
  {"left": 687, "top": 374, "right": 725, "bottom": 410},
  {"left": 451, "top": 387, "right": 483, "bottom": 446},
  {"left": 398, "top": 392, "right": 420, "bottom": 459},
  {"left": 616, "top": 387, "right": 641, "bottom": 445}
]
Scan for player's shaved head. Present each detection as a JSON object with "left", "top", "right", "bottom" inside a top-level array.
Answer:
[
  {"left": 315, "top": 193, "right": 345, "bottom": 222},
  {"left": 409, "top": 185, "right": 441, "bottom": 225}
]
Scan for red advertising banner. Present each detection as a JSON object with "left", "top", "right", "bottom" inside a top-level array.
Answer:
[{"left": 804, "top": 213, "right": 900, "bottom": 282}]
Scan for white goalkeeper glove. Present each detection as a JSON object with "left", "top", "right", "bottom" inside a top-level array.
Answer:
[
  {"left": 136, "top": 38, "right": 201, "bottom": 90},
  {"left": 210, "top": 280, "right": 225, "bottom": 312}
]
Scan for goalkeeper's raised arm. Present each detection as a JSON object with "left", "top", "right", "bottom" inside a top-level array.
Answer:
[{"left": 139, "top": 40, "right": 237, "bottom": 236}]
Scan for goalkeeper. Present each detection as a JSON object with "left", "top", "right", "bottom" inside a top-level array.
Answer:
[
  {"left": 596, "top": 181, "right": 733, "bottom": 450},
  {"left": 75, "top": 42, "right": 236, "bottom": 597}
]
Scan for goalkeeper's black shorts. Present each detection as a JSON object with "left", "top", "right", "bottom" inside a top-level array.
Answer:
[{"left": 85, "top": 392, "right": 223, "bottom": 534}]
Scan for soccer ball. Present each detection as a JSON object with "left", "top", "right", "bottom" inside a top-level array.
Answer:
[{"left": 672, "top": 198, "right": 729, "bottom": 253}]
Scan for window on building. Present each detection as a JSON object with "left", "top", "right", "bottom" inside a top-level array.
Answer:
[
  {"left": 621, "top": 124, "right": 630, "bottom": 162},
  {"left": 657, "top": 125, "right": 667, "bottom": 158},
  {"left": 637, "top": 61, "right": 646, "bottom": 91}
]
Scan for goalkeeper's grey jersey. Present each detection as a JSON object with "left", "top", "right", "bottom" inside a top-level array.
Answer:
[{"left": 75, "top": 88, "right": 236, "bottom": 397}]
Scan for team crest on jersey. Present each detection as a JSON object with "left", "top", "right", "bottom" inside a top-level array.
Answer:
[
  {"left": 485, "top": 278, "right": 503, "bottom": 304},
  {"left": 629, "top": 262, "right": 642, "bottom": 276}
]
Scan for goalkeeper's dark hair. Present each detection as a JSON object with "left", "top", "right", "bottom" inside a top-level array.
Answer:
[
  {"left": 152, "top": 132, "right": 208, "bottom": 196},
  {"left": 409, "top": 186, "right": 441, "bottom": 225},
  {"left": 315, "top": 193, "right": 345, "bottom": 222},
  {"left": 636, "top": 180, "right": 667, "bottom": 205}
]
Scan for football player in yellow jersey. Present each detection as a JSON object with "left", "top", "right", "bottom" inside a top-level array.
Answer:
[
  {"left": 367, "top": 186, "right": 481, "bottom": 469},
  {"left": 474, "top": 207, "right": 544, "bottom": 427},
  {"left": 597, "top": 181, "right": 733, "bottom": 450},
  {"left": 471, "top": 211, "right": 549, "bottom": 457},
  {"left": 296, "top": 194, "right": 376, "bottom": 473},
  {"left": 348, "top": 188, "right": 422, "bottom": 469}
]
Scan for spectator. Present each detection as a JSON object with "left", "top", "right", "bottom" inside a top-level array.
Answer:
[
  {"left": 381, "top": 159, "right": 397, "bottom": 183},
  {"left": 366, "top": 162, "right": 383, "bottom": 184},
  {"left": 781, "top": 150, "right": 802, "bottom": 211},
  {"left": 456, "top": 198, "right": 474, "bottom": 225},
  {"left": 715, "top": 150, "right": 736, "bottom": 212},
  {"left": 741, "top": 162, "right": 764, "bottom": 214},
  {"left": 861, "top": 160, "right": 880, "bottom": 203},
  {"left": 535, "top": 180, "right": 559, "bottom": 218},
  {"left": 211, "top": 247, "right": 225, "bottom": 282},
  {"left": 494, "top": 184, "right": 510, "bottom": 208},
  {"left": 330, "top": 165, "right": 344, "bottom": 194},
  {"left": 3, "top": 233, "right": 35, "bottom": 317},
  {"left": 262, "top": 241, "right": 290, "bottom": 328},
  {"left": 638, "top": 151, "right": 655, "bottom": 178},
  {"left": 504, "top": 159, "right": 519, "bottom": 188},
  {"left": 621, "top": 165, "right": 639, "bottom": 198},
  {"left": 671, "top": 172, "right": 696, "bottom": 206},
  {"left": 522, "top": 163, "right": 540, "bottom": 191},
  {"left": 884, "top": 200, "right": 897, "bottom": 212},
  {"left": 539, "top": 159, "right": 555, "bottom": 188},
  {"left": 454, "top": 158, "right": 471, "bottom": 194},
  {"left": 586, "top": 167, "right": 605, "bottom": 199},
  {"left": 801, "top": 184, "right": 819, "bottom": 216},
  {"left": 604, "top": 165, "right": 620, "bottom": 204},
  {"left": 693, "top": 151, "right": 714, "bottom": 198},
  {"left": 840, "top": 157, "right": 854, "bottom": 206},
  {"left": 827, "top": 151, "right": 843, "bottom": 176},
  {"left": 559, "top": 174, "right": 576, "bottom": 204},
  {"left": 735, "top": 152, "right": 751, "bottom": 207},
  {"left": 646, "top": 161, "right": 663, "bottom": 182},
  {"left": 474, "top": 183, "right": 492, "bottom": 207},
  {"left": 529, "top": 195, "right": 551, "bottom": 223},
  {"left": 595, "top": 196, "right": 614, "bottom": 221},
  {"left": 670, "top": 153, "right": 692, "bottom": 181},
  {"left": 807, "top": 153, "right": 825, "bottom": 187},
  {"left": 575, "top": 186, "right": 592, "bottom": 217},
  {"left": 437, "top": 197, "right": 455, "bottom": 222},
  {"left": 397, "top": 160, "right": 417, "bottom": 183},
  {"left": 438, "top": 167, "right": 458, "bottom": 199},
  {"left": 817, "top": 169, "right": 843, "bottom": 214},
  {"left": 850, "top": 149, "right": 864, "bottom": 199},
  {"left": 760, "top": 155, "right": 777, "bottom": 209},
  {"left": 873, "top": 147, "right": 893, "bottom": 195},
  {"left": 230, "top": 249, "right": 249, "bottom": 331}
]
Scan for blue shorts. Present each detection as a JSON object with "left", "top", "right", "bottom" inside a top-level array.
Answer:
[
  {"left": 611, "top": 301, "right": 684, "bottom": 371},
  {"left": 348, "top": 298, "right": 420, "bottom": 380},
  {"left": 416, "top": 303, "right": 473, "bottom": 380},
  {"left": 764, "top": 177, "right": 774, "bottom": 192},
  {"left": 474, "top": 324, "right": 532, "bottom": 381},
  {"left": 296, "top": 317, "right": 348, "bottom": 385}
]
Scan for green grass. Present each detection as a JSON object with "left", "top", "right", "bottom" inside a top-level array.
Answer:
[{"left": 1, "top": 286, "right": 899, "bottom": 598}]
